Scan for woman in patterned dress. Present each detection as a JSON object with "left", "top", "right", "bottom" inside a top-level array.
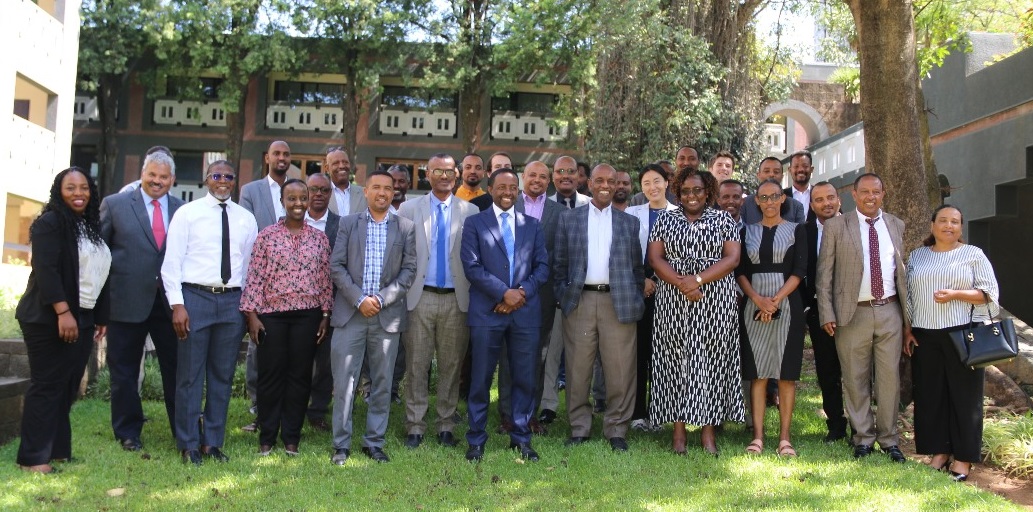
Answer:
[
  {"left": 647, "top": 168, "right": 743, "bottom": 455},
  {"left": 736, "top": 179, "right": 807, "bottom": 457},
  {"left": 240, "top": 179, "right": 333, "bottom": 456}
]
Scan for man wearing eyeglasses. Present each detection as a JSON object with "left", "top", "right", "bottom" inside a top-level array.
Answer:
[
  {"left": 396, "top": 154, "right": 478, "bottom": 450},
  {"left": 549, "top": 155, "right": 589, "bottom": 209},
  {"left": 304, "top": 173, "right": 341, "bottom": 432},
  {"left": 326, "top": 148, "right": 367, "bottom": 215},
  {"left": 741, "top": 157, "right": 805, "bottom": 225},
  {"left": 161, "top": 161, "right": 258, "bottom": 465}
]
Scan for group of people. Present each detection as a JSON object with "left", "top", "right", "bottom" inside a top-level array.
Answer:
[{"left": 14, "top": 142, "right": 998, "bottom": 484}]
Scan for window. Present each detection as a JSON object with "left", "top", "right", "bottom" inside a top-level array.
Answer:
[
  {"left": 273, "top": 81, "right": 345, "bottom": 105},
  {"left": 13, "top": 74, "right": 56, "bottom": 130},
  {"left": 491, "top": 93, "right": 557, "bottom": 114},
  {"left": 380, "top": 87, "right": 457, "bottom": 111},
  {"left": 166, "top": 77, "right": 223, "bottom": 100}
]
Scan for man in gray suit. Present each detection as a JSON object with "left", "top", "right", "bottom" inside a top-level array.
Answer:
[
  {"left": 817, "top": 173, "right": 909, "bottom": 462},
  {"left": 100, "top": 151, "right": 184, "bottom": 451},
  {"left": 304, "top": 173, "right": 341, "bottom": 431},
  {"left": 326, "top": 147, "right": 367, "bottom": 215},
  {"left": 397, "top": 153, "right": 478, "bottom": 449},
  {"left": 554, "top": 164, "right": 645, "bottom": 452},
  {"left": 238, "top": 140, "right": 293, "bottom": 429},
  {"left": 741, "top": 157, "right": 805, "bottom": 225},
  {"left": 328, "top": 170, "right": 417, "bottom": 465}
]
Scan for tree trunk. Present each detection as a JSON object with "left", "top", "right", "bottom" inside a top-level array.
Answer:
[
  {"left": 223, "top": 77, "right": 250, "bottom": 179},
  {"left": 96, "top": 73, "right": 122, "bottom": 197},
  {"left": 341, "top": 53, "right": 360, "bottom": 163},
  {"left": 459, "top": 77, "right": 485, "bottom": 153},
  {"left": 846, "top": 0, "right": 931, "bottom": 253}
]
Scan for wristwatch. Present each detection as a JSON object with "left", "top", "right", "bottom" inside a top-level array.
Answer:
[
  {"left": 695, "top": 274, "right": 703, "bottom": 284},
  {"left": 322, "top": 312, "right": 331, "bottom": 318}
]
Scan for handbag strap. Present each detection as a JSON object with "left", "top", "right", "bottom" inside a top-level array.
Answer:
[{"left": 968, "top": 289, "right": 993, "bottom": 324}]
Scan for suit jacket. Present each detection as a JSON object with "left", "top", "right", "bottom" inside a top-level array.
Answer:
[
  {"left": 470, "top": 193, "right": 494, "bottom": 212},
  {"left": 741, "top": 194, "right": 806, "bottom": 225},
  {"left": 99, "top": 189, "right": 184, "bottom": 322},
  {"left": 322, "top": 210, "right": 341, "bottom": 251},
  {"left": 239, "top": 178, "right": 279, "bottom": 230},
  {"left": 461, "top": 208, "right": 550, "bottom": 328},
  {"left": 328, "top": 184, "right": 368, "bottom": 216},
  {"left": 553, "top": 206, "right": 645, "bottom": 324},
  {"left": 549, "top": 191, "right": 590, "bottom": 208},
  {"left": 816, "top": 210, "right": 908, "bottom": 328},
  {"left": 516, "top": 195, "right": 562, "bottom": 308},
  {"left": 329, "top": 212, "right": 417, "bottom": 333},
  {"left": 802, "top": 216, "right": 821, "bottom": 309},
  {"left": 16, "top": 212, "right": 110, "bottom": 326},
  {"left": 785, "top": 186, "right": 816, "bottom": 223},
  {"left": 397, "top": 194, "right": 479, "bottom": 312}
]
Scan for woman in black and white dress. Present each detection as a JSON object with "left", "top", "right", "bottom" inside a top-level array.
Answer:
[
  {"left": 648, "top": 168, "right": 743, "bottom": 456},
  {"left": 904, "top": 204, "right": 999, "bottom": 482}
]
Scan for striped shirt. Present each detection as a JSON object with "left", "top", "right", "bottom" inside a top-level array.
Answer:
[
  {"left": 906, "top": 244, "right": 1000, "bottom": 329},
  {"left": 360, "top": 210, "right": 389, "bottom": 305}
]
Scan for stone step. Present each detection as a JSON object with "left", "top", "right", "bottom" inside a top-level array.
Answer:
[
  {"left": 0, "top": 339, "right": 28, "bottom": 379},
  {"left": 0, "top": 376, "right": 29, "bottom": 445}
]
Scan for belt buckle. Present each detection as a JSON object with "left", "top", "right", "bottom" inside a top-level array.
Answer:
[{"left": 211, "top": 286, "right": 225, "bottom": 294}]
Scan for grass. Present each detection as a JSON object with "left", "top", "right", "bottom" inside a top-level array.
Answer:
[
  {"left": 984, "top": 411, "right": 1033, "bottom": 479},
  {"left": 0, "top": 358, "right": 1021, "bottom": 512}
]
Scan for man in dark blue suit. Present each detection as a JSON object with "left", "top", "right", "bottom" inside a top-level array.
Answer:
[
  {"left": 461, "top": 168, "right": 549, "bottom": 462},
  {"left": 100, "top": 151, "right": 184, "bottom": 451}
]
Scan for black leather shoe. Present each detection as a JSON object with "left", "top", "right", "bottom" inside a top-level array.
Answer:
[
  {"left": 182, "top": 449, "right": 203, "bottom": 466},
  {"left": 823, "top": 431, "right": 847, "bottom": 444},
  {"left": 565, "top": 436, "right": 591, "bottom": 446},
  {"left": 882, "top": 445, "right": 906, "bottom": 463},
  {"left": 202, "top": 447, "right": 230, "bottom": 462},
  {"left": 308, "top": 417, "right": 331, "bottom": 432},
  {"left": 404, "top": 434, "right": 423, "bottom": 449},
  {"left": 538, "top": 409, "right": 557, "bottom": 424},
  {"left": 331, "top": 448, "right": 350, "bottom": 466},
  {"left": 362, "top": 446, "right": 390, "bottom": 463},
  {"left": 465, "top": 444, "right": 485, "bottom": 462},
  {"left": 593, "top": 400, "right": 606, "bottom": 414},
  {"left": 119, "top": 437, "right": 143, "bottom": 452},
  {"left": 437, "top": 431, "right": 458, "bottom": 447},
  {"left": 853, "top": 444, "right": 874, "bottom": 459},
  {"left": 609, "top": 437, "right": 629, "bottom": 452},
  {"left": 510, "top": 442, "right": 539, "bottom": 462}
]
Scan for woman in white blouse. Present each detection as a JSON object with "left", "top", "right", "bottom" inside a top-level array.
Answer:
[{"left": 904, "top": 204, "right": 999, "bottom": 482}]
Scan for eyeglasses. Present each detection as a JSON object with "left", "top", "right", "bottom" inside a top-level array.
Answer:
[
  {"left": 756, "top": 193, "right": 783, "bottom": 203},
  {"left": 308, "top": 186, "right": 332, "bottom": 194},
  {"left": 430, "top": 168, "right": 457, "bottom": 177},
  {"left": 555, "top": 168, "right": 578, "bottom": 176},
  {"left": 208, "top": 173, "right": 236, "bottom": 182},
  {"left": 326, "top": 146, "right": 343, "bottom": 154},
  {"left": 681, "top": 187, "right": 706, "bottom": 196}
]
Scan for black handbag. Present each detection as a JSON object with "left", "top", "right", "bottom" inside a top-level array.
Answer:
[{"left": 948, "top": 291, "right": 1018, "bottom": 369}]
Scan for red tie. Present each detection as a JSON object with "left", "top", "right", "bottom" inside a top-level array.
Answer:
[
  {"left": 866, "top": 217, "right": 883, "bottom": 300},
  {"left": 152, "top": 199, "right": 165, "bottom": 249}
]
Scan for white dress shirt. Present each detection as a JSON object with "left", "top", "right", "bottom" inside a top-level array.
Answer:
[
  {"left": 78, "top": 238, "right": 112, "bottom": 309},
  {"left": 585, "top": 203, "right": 613, "bottom": 285},
  {"left": 492, "top": 203, "right": 516, "bottom": 240},
  {"left": 305, "top": 210, "right": 328, "bottom": 233},
  {"left": 856, "top": 209, "right": 897, "bottom": 301},
  {"left": 792, "top": 185, "right": 811, "bottom": 218},
  {"left": 333, "top": 185, "right": 351, "bottom": 215},
  {"left": 267, "top": 175, "right": 286, "bottom": 220},
  {"left": 141, "top": 187, "right": 170, "bottom": 231},
  {"left": 161, "top": 193, "right": 259, "bottom": 305}
]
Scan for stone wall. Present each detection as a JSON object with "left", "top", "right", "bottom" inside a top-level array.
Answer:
[{"left": 791, "top": 82, "right": 861, "bottom": 138}]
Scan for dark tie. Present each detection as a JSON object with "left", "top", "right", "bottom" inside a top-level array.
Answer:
[
  {"left": 436, "top": 203, "right": 448, "bottom": 288},
  {"left": 866, "top": 217, "right": 883, "bottom": 299},
  {"left": 220, "top": 203, "right": 231, "bottom": 285},
  {"left": 151, "top": 199, "right": 165, "bottom": 249}
]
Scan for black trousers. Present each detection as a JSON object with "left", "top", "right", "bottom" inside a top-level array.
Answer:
[
  {"left": 17, "top": 310, "right": 94, "bottom": 466},
  {"left": 107, "top": 289, "right": 179, "bottom": 440},
  {"left": 806, "top": 307, "right": 847, "bottom": 435},
  {"left": 912, "top": 326, "right": 984, "bottom": 463},
  {"left": 307, "top": 326, "right": 334, "bottom": 420},
  {"left": 632, "top": 297, "right": 655, "bottom": 420},
  {"left": 256, "top": 308, "right": 321, "bottom": 447}
]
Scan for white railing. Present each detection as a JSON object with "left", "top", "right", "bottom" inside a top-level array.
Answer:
[
  {"left": 266, "top": 104, "right": 342, "bottom": 132},
  {"left": 490, "top": 112, "right": 568, "bottom": 142},
  {"left": 378, "top": 107, "right": 457, "bottom": 137},
  {"left": 764, "top": 123, "right": 786, "bottom": 154},
  {"left": 170, "top": 182, "right": 204, "bottom": 203},
  {"left": 73, "top": 95, "right": 99, "bottom": 122},
  {"left": 153, "top": 99, "right": 226, "bottom": 127},
  {"left": 9, "top": 115, "right": 57, "bottom": 179},
  {"left": 812, "top": 125, "right": 866, "bottom": 181}
]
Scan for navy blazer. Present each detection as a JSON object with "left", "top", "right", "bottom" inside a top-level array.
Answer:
[
  {"left": 100, "top": 189, "right": 183, "bottom": 322},
  {"left": 461, "top": 208, "right": 549, "bottom": 328},
  {"left": 323, "top": 210, "right": 341, "bottom": 251},
  {"left": 553, "top": 205, "right": 645, "bottom": 324},
  {"left": 16, "top": 212, "right": 110, "bottom": 326}
]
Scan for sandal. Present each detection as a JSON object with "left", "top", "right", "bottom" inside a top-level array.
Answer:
[
  {"left": 777, "top": 440, "right": 797, "bottom": 457},
  {"left": 745, "top": 439, "right": 764, "bottom": 454}
]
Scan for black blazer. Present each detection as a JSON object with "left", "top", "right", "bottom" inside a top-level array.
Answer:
[
  {"left": 324, "top": 210, "right": 341, "bottom": 251},
  {"left": 16, "top": 212, "right": 110, "bottom": 326},
  {"left": 470, "top": 193, "right": 494, "bottom": 212},
  {"left": 802, "top": 217, "right": 820, "bottom": 309}
]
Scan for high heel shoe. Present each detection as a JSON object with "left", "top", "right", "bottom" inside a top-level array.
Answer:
[
  {"left": 929, "top": 456, "right": 951, "bottom": 472},
  {"left": 948, "top": 461, "right": 969, "bottom": 482}
]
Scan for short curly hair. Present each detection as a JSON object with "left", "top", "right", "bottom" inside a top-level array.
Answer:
[{"left": 673, "top": 167, "right": 718, "bottom": 207}]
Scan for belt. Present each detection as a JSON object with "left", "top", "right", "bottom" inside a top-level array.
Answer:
[
  {"left": 857, "top": 295, "right": 897, "bottom": 307},
  {"left": 423, "top": 285, "right": 456, "bottom": 294},
  {"left": 582, "top": 284, "right": 611, "bottom": 292},
  {"left": 183, "top": 282, "right": 241, "bottom": 294}
]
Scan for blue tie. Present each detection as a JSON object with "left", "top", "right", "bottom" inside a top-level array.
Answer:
[
  {"left": 500, "top": 212, "right": 515, "bottom": 286},
  {"left": 436, "top": 202, "right": 448, "bottom": 288}
]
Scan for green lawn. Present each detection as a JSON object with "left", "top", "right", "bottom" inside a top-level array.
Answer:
[{"left": 0, "top": 367, "right": 1021, "bottom": 511}]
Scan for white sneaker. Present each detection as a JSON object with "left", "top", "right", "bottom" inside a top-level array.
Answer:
[{"left": 631, "top": 419, "right": 650, "bottom": 432}]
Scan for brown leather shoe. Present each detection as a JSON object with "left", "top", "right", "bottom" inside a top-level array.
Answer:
[
  {"left": 308, "top": 417, "right": 331, "bottom": 432},
  {"left": 529, "top": 418, "right": 548, "bottom": 435}
]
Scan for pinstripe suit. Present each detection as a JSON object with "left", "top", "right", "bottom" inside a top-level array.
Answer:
[
  {"left": 554, "top": 205, "right": 644, "bottom": 439},
  {"left": 816, "top": 209, "right": 908, "bottom": 448}
]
